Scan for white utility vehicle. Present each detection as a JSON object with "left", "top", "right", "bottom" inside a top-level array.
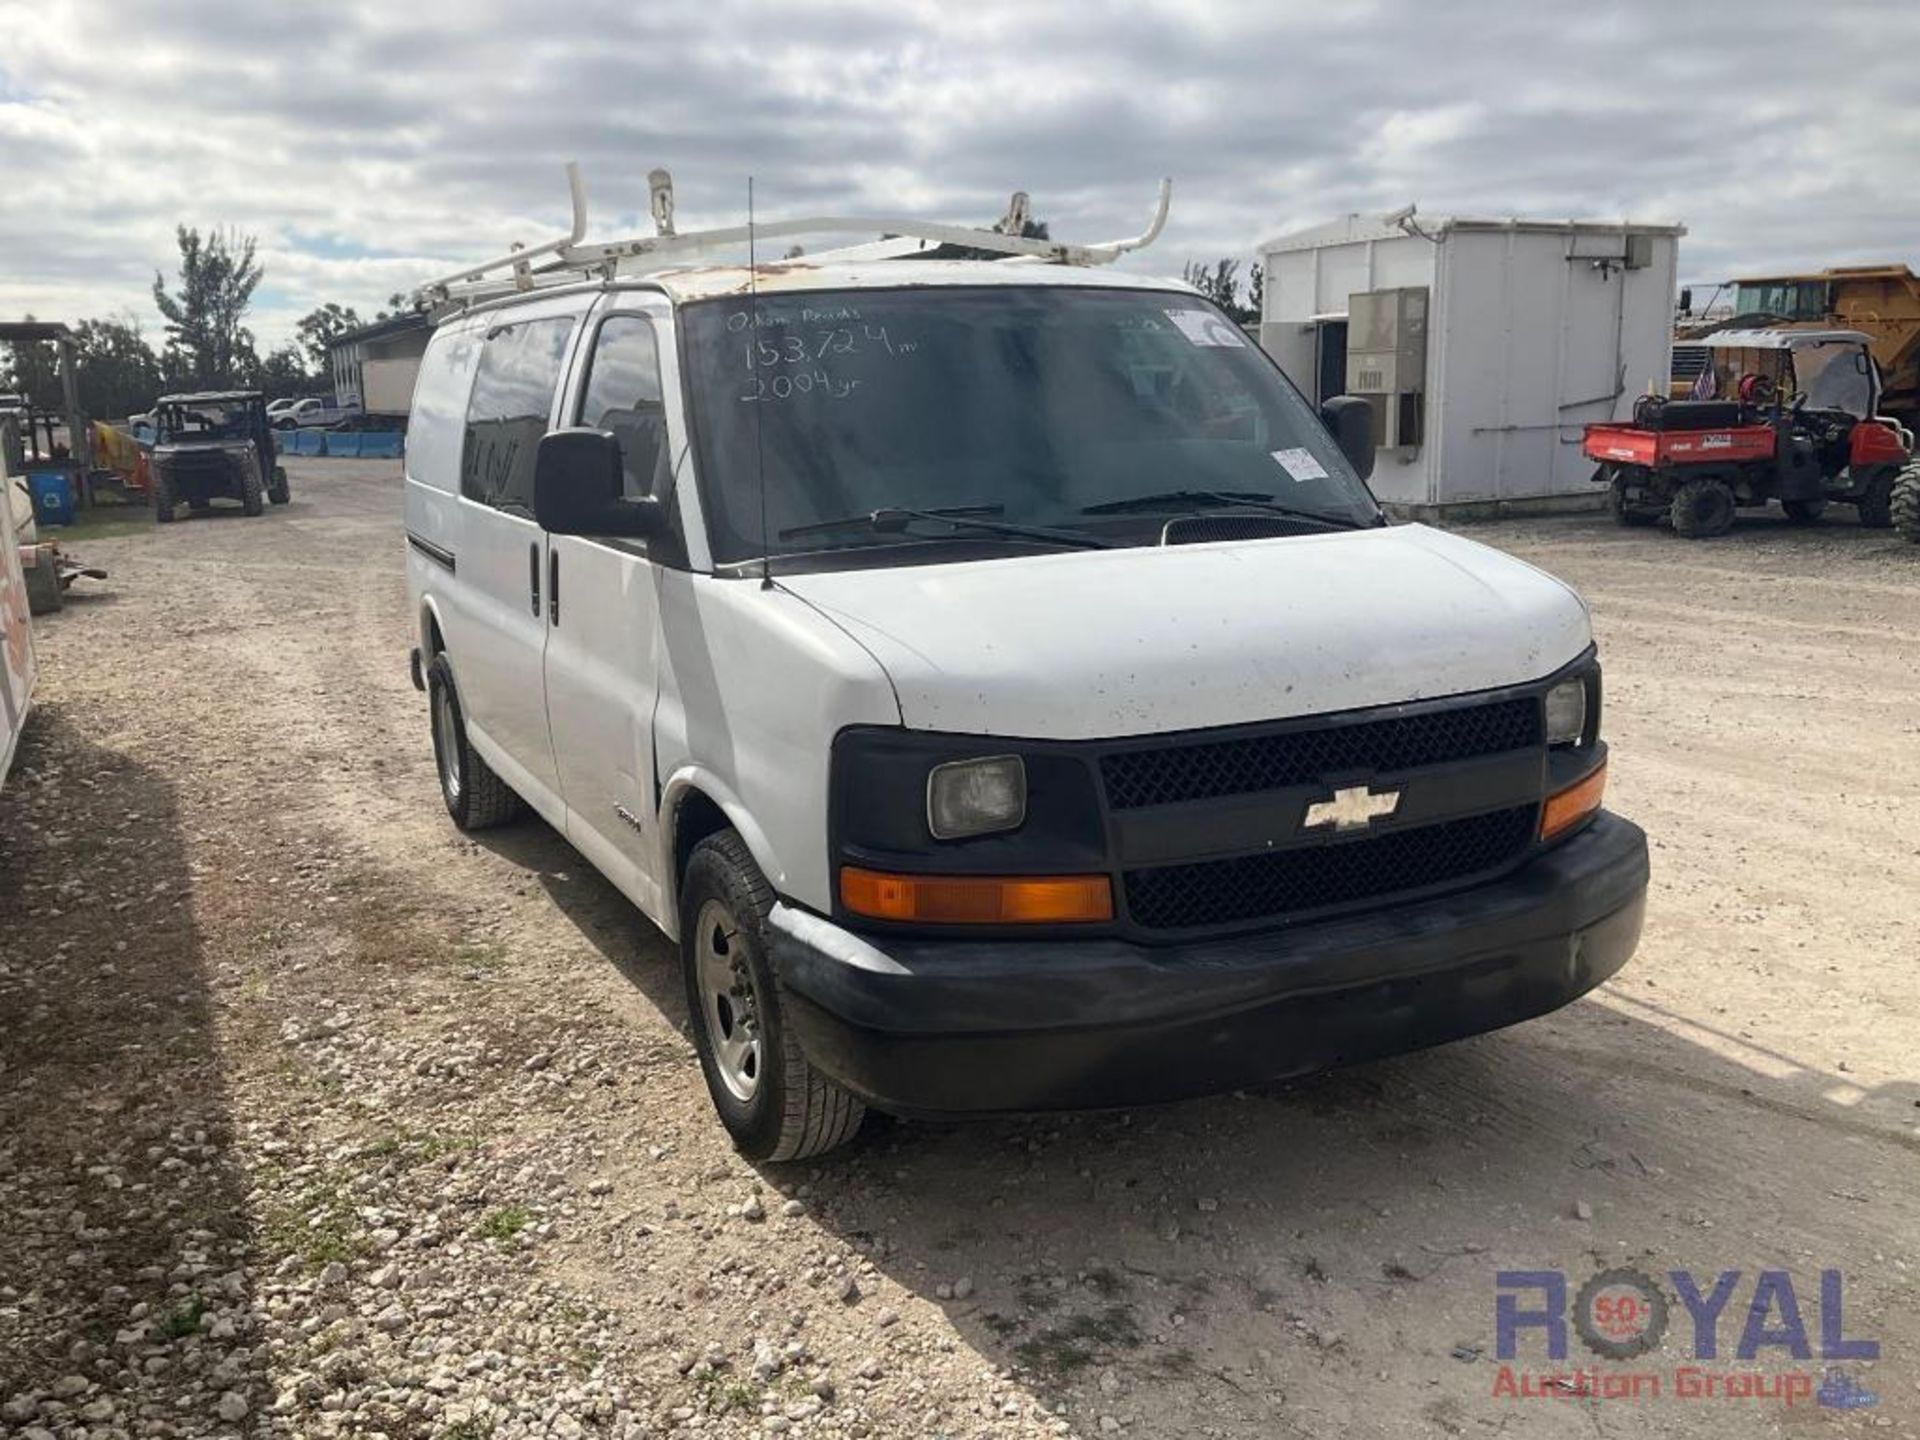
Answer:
[{"left": 405, "top": 169, "right": 1648, "bottom": 1160}]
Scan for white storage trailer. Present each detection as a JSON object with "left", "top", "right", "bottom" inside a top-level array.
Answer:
[{"left": 1258, "top": 212, "right": 1684, "bottom": 513}]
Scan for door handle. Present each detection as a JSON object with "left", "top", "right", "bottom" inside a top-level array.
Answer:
[
  {"left": 528, "top": 542, "right": 540, "bottom": 616},
  {"left": 548, "top": 549, "right": 560, "bottom": 625}
]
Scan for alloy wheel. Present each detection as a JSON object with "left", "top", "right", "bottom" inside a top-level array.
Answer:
[{"left": 694, "top": 899, "right": 763, "bottom": 1102}]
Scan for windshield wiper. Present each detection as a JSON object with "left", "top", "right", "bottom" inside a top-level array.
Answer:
[
  {"left": 780, "top": 504, "right": 1114, "bottom": 549},
  {"left": 1080, "top": 489, "right": 1369, "bottom": 528}
]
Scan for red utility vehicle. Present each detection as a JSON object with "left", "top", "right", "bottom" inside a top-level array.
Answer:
[{"left": 1585, "top": 329, "right": 1916, "bottom": 538}]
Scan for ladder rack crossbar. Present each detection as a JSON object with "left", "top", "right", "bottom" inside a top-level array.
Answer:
[{"left": 414, "top": 168, "right": 1171, "bottom": 308}]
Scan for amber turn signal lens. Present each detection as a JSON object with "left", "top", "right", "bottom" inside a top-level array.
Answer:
[
  {"left": 1542, "top": 761, "right": 1607, "bottom": 840},
  {"left": 840, "top": 867, "right": 1113, "bottom": 924}
]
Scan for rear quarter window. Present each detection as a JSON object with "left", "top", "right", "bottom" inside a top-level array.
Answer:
[
  {"left": 461, "top": 317, "right": 577, "bottom": 512},
  {"left": 406, "top": 325, "right": 481, "bottom": 493}
]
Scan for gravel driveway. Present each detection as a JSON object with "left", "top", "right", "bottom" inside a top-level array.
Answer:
[{"left": 2, "top": 459, "right": 1915, "bottom": 1439}]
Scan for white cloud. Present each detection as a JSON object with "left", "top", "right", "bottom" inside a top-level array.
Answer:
[{"left": 1, "top": 0, "right": 1916, "bottom": 352}]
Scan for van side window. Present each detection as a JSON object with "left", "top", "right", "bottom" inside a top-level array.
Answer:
[
  {"left": 578, "top": 316, "right": 670, "bottom": 498},
  {"left": 406, "top": 325, "right": 481, "bottom": 492},
  {"left": 461, "top": 317, "right": 576, "bottom": 512}
]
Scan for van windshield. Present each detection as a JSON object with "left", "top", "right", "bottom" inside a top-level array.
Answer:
[{"left": 679, "top": 286, "right": 1379, "bottom": 564}]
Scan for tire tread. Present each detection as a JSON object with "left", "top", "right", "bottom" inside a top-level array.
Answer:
[
  {"left": 1893, "top": 464, "right": 1920, "bottom": 544},
  {"left": 686, "top": 831, "right": 865, "bottom": 1162},
  {"left": 461, "top": 746, "right": 522, "bottom": 829},
  {"left": 1855, "top": 466, "right": 1896, "bottom": 529},
  {"left": 427, "top": 653, "right": 524, "bottom": 831},
  {"left": 1671, "top": 477, "right": 1735, "bottom": 539},
  {"left": 240, "top": 462, "right": 265, "bottom": 517}
]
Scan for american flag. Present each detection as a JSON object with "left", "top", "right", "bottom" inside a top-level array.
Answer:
[{"left": 1691, "top": 361, "right": 1719, "bottom": 401}]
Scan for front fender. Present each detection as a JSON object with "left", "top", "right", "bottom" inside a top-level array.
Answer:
[{"left": 657, "top": 766, "right": 785, "bottom": 944}]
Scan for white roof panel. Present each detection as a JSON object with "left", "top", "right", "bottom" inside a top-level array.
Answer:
[
  {"left": 1682, "top": 328, "right": 1873, "bottom": 350},
  {"left": 632, "top": 259, "right": 1203, "bottom": 303},
  {"left": 1259, "top": 211, "right": 1685, "bottom": 255}
]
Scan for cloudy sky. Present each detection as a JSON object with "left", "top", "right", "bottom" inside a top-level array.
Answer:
[{"left": 3, "top": 0, "right": 1917, "bottom": 352}]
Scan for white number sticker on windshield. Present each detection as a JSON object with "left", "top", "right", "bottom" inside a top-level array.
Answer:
[
  {"left": 1271, "top": 447, "right": 1329, "bottom": 482},
  {"left": 1164, "top": 309, "right": 1247, "bottom": 348}
]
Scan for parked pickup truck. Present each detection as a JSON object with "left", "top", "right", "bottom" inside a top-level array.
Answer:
[
  {"left": 404, "top": 207, "right": 1648, "bottom": 1160},
  {"left": 271, "top": 395, "right": 361, "bottom": 430}
]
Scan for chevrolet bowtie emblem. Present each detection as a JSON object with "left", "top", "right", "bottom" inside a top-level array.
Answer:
[{"left": 1304, "top": 784, "right": 1402, "bottom": 832}]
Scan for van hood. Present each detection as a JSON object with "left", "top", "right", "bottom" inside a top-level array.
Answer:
[{"left": 780, "top": 525, "right": 1591, "bottom": 740}]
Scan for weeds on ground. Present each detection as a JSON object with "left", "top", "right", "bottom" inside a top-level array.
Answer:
[
  {"left": 43, "top": 505, "right": 154, "bottom": 541},
  {"left": 454, "top": 940, "right": 508, "bottom": 972},
  {"left": 477, "top": 1204, "right": 531, "bottom": 1242},
  {"left": 438, "top": 1420, "right": 494, "bottom": 1440},
  {"left": 1014, "top": 1304, "right": 1144, "bottom": 1379},
  {"left": 698, "top": 1375, "right": 763, "bottom": 1416},
  {"left": 159, "top": 1296, "right": 206, "bottom": 1340},
  {"left": 261, "top": 1174, "right": 362, "bottom": 1267},
  {"left": 362, "top": 1129, "right": 480, "bottom": 1167}
]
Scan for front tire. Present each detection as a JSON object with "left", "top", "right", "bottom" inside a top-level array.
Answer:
[
  {"left": 240, "top": 462, "right": 265, "bottom": 517},
  {"left": 153, "top": 468, "right": 177, "bottom": 524},
  {"left": 268, "top": 466, "right": 290, "bottom": 505},
  {"left": 680, "top": 831, "right": 865, "bottom": 1162},
  {"left": 426, "top": 652, "right": 523, "bottom": 830},
  {"left": 1854, "top": 467, "right": 1897, "bottom": 529},
  {"left": 1670, "top": 477, "right": 1735, "bottom": 538},
  {"left": 1894, "top": 465, "right": 1920, "bottom": 544}
]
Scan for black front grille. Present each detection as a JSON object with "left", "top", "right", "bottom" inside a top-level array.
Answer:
[
  {"left": 1100, "top": 697, "right": 1541, "bottom": 810},
  {"left": 1160, "top": 515, "right": 1302, "bottom": 545},
  {"left": 1122, "top": 804, "right": 1538, "bottom": 931}
]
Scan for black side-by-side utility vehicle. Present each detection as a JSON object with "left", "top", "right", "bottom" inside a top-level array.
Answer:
[{"left": 151, "top": 391, "right": 291, "bottom": 521}]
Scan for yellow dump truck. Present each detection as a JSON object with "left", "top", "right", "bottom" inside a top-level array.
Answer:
[{"left": 1675, "top": 265, "right": 1920, "bottom": 427}]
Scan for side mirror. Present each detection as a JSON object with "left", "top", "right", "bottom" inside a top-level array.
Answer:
[
  {"left": 1319, "top": 395, "right": 1376, "bottom": 481},
  {"left": 532, "top": 427, "right": 667, "bottom": 539}
]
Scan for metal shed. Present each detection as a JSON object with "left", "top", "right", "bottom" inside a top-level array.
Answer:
[
  {"left": 327, "top": 312, "right": 432, "bottom": 420},
  {"left": 1257, "top": 211, "right": 1685, "bottom": 513}
]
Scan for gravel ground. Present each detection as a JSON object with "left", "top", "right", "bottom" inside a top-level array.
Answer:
[{"left": 1, "top": 459, "right": 1916, "bottom": 1440}]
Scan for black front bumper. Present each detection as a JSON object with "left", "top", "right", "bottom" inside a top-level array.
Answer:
[{"left": 770, "top": 812, "right": 1649, "bottom": 1117}]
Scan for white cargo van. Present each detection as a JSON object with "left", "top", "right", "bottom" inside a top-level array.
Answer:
[{"left": 404, "top": 176, "right": 1647, "bottom": 1160}]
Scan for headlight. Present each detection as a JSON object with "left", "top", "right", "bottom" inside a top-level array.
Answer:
[
  {"left": 1545, "top": 678, "right": 1588, "bottom": 747},
  {"left": 927, "top": 755, "right": 1027, "bottom": 839}
]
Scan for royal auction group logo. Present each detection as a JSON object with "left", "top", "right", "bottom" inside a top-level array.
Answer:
[
  {"left": 1492, "top": 1268, "right": 1879, "bottom": 1409},
  {"left": 1573, "top": 1267, "right": 1669, "bottom": 1360}
]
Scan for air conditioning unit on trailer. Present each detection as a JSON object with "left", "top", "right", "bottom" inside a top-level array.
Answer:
[{"left": 1346, "top": 286, "right": 1429, "bottom": 451}]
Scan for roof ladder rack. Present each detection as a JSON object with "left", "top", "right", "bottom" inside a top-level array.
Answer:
[{"left": 416, "top": 165, "right": 1172, "bottom": 308}]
